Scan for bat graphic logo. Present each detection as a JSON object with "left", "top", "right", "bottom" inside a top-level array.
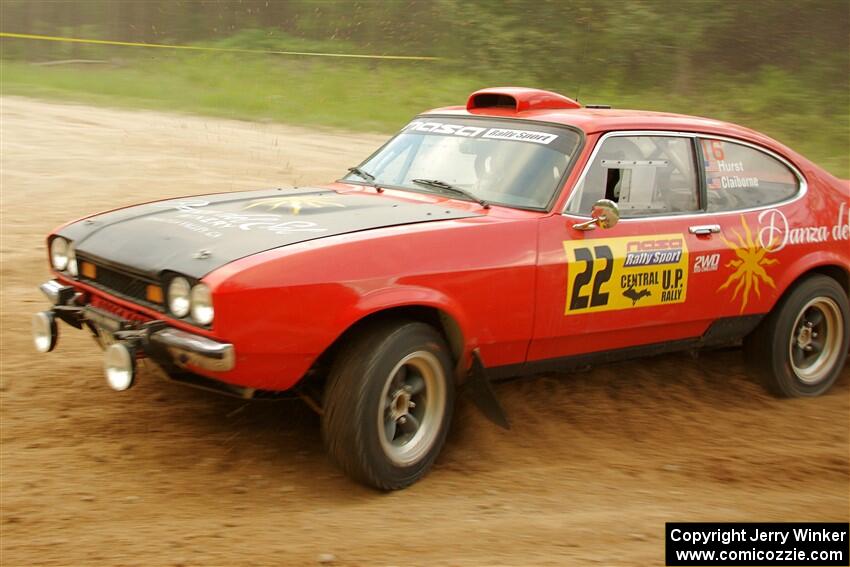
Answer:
[{"left": 623, "top": 286, "right": 651, "bottom": 306}]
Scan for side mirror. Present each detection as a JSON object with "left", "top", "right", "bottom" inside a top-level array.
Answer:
[{"left": 572, "top": 199, "right": 620, "bottom": 231}]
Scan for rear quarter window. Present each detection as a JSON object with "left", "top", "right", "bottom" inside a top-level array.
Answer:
[{"left": 700, "top": 138, "right": 799, "bottom": 212}]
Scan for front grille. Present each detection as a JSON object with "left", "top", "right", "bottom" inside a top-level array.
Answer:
[
  {"left": 92, "top": 263, "right": 149, "bottom": 301},
  {"left": 77, "top": 254, "right": 163, "bottom": 310}
]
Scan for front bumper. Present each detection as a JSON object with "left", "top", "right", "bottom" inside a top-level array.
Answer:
[{"left": 35, "top": 279, "right": 235, "bottom": 374}]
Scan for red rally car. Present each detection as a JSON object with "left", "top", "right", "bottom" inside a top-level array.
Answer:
[{"left": 34, "top": 87, "right": 850, "bottom": 489}]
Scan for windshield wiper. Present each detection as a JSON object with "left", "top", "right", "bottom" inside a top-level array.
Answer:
[
  {"left": 347, "top": 166, "right": 375, "bottom": 183},
  {"left": 411, "top": 178, "right": 490, "bottom": 209}
]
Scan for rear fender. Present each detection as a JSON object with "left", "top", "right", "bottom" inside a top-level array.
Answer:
[{"left": 774, "top": 251, "right": 849, "bottom": 301}]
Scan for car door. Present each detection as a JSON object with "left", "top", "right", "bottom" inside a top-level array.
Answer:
[
  {"left": 688, "top": 134, "right": 809, "bottom": 319},
  {"left": 530, "top": 131, "right": 730, "bottom": 364}
]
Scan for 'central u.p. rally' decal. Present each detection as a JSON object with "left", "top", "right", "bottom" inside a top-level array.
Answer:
[{"left": 563, "top": 234, "right": 689, "bottom": 315}]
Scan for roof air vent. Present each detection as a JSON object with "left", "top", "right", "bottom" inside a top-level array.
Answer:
[{"left": 467, "top": 87, "right": 582, "bottom": 113}]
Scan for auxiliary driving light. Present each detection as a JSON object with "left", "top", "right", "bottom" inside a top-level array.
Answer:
[
  {"left": 32, "top": 311, "right": 58, "bottom": 353},
  {"left": 104, "top": 343, "right": 136, "bottom": 391}
]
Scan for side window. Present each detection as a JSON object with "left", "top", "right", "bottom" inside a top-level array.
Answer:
[
  {"left": 566, "top": 135, "right": 699, "bottom": 217},
  {"left": 700, "top": 138, "right": 799, "bottom": 212}
]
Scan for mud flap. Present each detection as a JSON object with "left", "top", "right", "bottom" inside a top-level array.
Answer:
[{"left": 462, "top": 349, "right": 510, "bottom": 430}]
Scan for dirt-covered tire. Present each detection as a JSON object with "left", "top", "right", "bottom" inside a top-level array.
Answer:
[
  {"left": 744, "top": 274, "right": 849, "bottom": 397},
  {"left": 321, "top": 320, "right": 455, "bottom": 490}
]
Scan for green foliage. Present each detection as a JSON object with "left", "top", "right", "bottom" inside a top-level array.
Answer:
[
  {"left": 0, "top": 56, "right": 478, "bottom": 132},
  {"left": 1, "top": 0, "right": 847, "bottom": 176},
  {"left": 196, "top": 28, "right": 365, "bottom": 55}
]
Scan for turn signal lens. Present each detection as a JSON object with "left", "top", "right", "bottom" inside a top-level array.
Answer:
[
  {"left": 146, "top": 284, "right": 164, "bottom": 304},
  {"left": 81, "top": 262, "right": 97, "bottom": 279}
]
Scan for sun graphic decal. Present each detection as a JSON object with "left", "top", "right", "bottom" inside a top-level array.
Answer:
[
  {"left": 717, "top": 215, "right": 779, "bottom": 313},
  {"left": 244, "top": 195, "right": 346, "bottom": 215}
]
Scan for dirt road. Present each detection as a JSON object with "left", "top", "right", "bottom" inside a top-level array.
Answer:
[{"left": 1, "top": 97, "right": 847, "bottom": 567}]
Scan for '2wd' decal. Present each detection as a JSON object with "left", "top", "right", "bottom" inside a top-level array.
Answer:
[{"left": 563, "top": 234, "right": 689, "bottom": 315}]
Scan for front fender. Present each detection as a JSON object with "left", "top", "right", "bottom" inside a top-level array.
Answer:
[
  {"left": 351, "top": 285, "right": 473, "bottom": 340},
  {"left": 205, "top": 214, "right": 539, "bottom": 390}
]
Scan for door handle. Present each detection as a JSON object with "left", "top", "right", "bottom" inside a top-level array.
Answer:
[{"left": 688, "top": 224, "right": 721, "bottom": 235}]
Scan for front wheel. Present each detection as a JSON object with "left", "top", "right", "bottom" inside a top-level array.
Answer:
[
  {"left": 321, "top": 320, "right": 455, "bottom": 490},
  {"left": 745, "top": 274, "right": 849, "bottom": 397}
]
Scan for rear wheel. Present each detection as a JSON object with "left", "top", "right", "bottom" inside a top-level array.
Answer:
[
  {"left": 321, "top": 320, "right": 455, "bottom": 490},
  {"left": 745, "top": 275, "right": 849, "bottom": 397}
]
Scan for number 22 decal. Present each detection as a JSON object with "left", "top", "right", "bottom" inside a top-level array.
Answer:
[
  {"left": 568, "top": 245, "right": 613, "bottom": 310},
  {"left": 564, "top": 234, "right": 689, "bottom": 315}
]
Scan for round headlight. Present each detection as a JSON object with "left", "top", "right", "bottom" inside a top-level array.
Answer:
[
  {"left": 50, "top": 237, "right": 69, "bottom": 271},
  {"left": 167, "top": 277, "right": 191, "bottom": 318},
  {"left": 190, "top": 283, "right": 214, "bottom": 325},
  {"left": 67, "top": 244, "right": 78, "bottom": 277}
]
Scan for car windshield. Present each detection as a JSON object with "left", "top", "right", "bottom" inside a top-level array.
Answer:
[{"left": 344, "top": 117, "right": 581, "bottom": 209}]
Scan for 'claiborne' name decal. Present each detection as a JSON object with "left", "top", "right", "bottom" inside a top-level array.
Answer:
[{"left": 563, "top": 234, "right": 689, "bottom": 315}]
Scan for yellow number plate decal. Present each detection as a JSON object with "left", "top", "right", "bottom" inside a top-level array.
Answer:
[{"left": 563, "top": 234, "right": 688, "bottom": 315}]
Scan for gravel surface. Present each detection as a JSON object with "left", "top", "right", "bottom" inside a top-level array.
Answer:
[{"left": 1, "top": 96, "right": 847, "bottom": 566}]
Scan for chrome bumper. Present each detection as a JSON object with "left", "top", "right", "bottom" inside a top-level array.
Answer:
[
  {"left": 149, "top": 327, "right": 234, "bottom": 372},
  {"left": 36, "top": 279, "right": 235, "bottom": 373}
]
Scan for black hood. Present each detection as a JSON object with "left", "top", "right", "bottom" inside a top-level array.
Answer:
[{"left": 58, "top": 187, "right": 480, "bottom": 278}]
